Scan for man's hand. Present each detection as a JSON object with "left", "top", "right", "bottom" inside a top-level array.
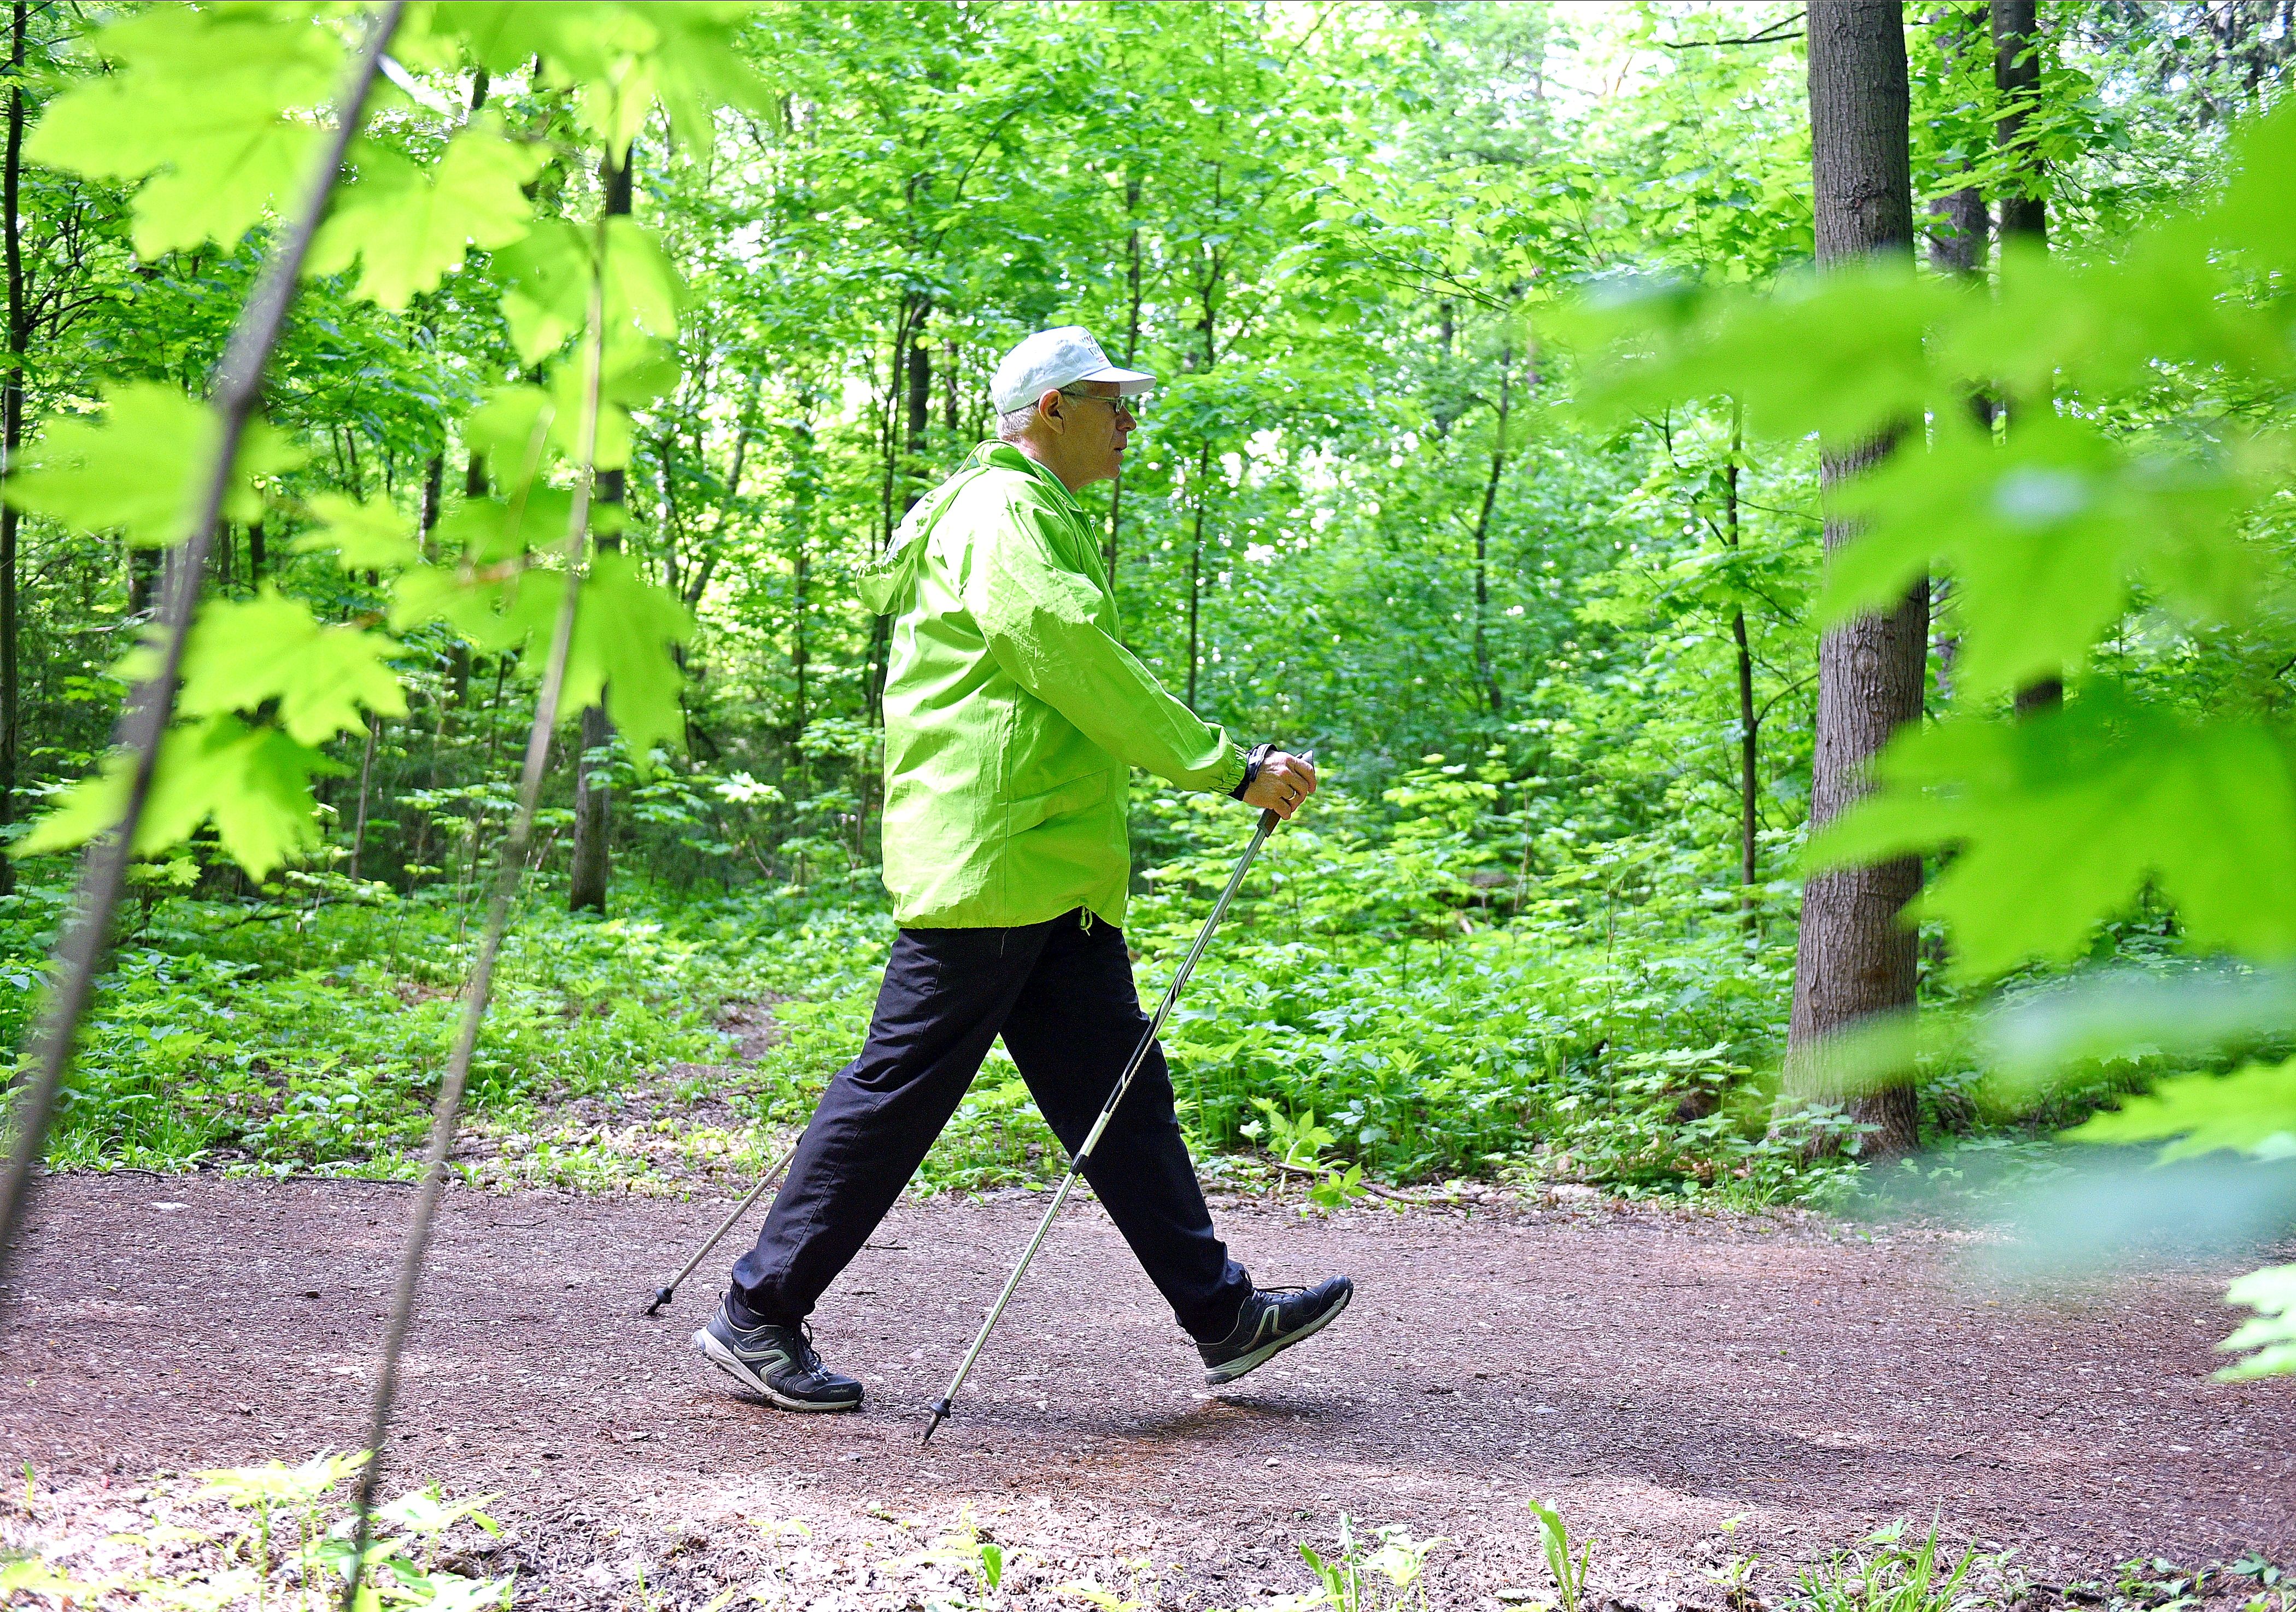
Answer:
[{"left": 1243, "top": 751, "right": 1319, "bottom": 820}]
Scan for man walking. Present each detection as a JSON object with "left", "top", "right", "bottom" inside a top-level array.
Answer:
[{"left": 695, "top": 327, "right": 1351, "bottom": 1412}]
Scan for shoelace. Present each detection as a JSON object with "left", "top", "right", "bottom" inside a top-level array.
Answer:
[{"left": 788, "top": 1321, "right": 828, "bottom": 1380}]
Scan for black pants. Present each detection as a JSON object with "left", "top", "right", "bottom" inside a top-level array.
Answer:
[{"left": 729, "top": 909, "right": 1252, "bottom": 1341}]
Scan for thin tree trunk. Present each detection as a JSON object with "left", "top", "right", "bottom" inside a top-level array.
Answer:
[
  {"left": 247, "top": 520, "right": 265, "bottom": 583},
  {"left": 0, "top": 1, "right": 21, "bottom": 898},
  {"left": 1186, "top": 445, "right": 1209, "bottom": 711},
  {"left": 350, "top": 714, "right": 378, "bottom": 876},
  {"left": 1106, "top": 178, "right": 1144, "bottom": 591},
  {"left": 789, "top": 402, "right": 815, "bottom": 739},
  {"left": 569, "top": 139, "right": 633, "bottom": 915},
  {"left": 418, "top": 452, "right": 443, "bottom": 561},
  {"left": 1725, "top": 405, "right": 1758, "bottom": 924},
  {"left": 905, "top": 320, "right": 930, "bottom": 511},
  {"left": 1468, "top": 344, "right": 1512, "bottom": 718},
  {"left": 1993, "top": 0, "right": 2062, "bottom": 717},
  {"left": 1783, "top": 0, "right": 1926, "bottom": 1157}
]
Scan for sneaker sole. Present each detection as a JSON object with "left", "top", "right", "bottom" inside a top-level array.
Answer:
[
  {"left": 1204, "top": 1285, "right": 1354, "bottom": 1387},
  {"left": 693, "top": 1327, "right": 864, "bottom": 1413}
]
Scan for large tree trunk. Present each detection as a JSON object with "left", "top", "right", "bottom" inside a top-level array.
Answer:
[
  {"left": 1992, "top": 2, "right": 2047, "bottom": 250},
  {"left": 569, "top": 140, "right": 634, "bottom": 915},
  {"left": 0, "top": 1, "right": 24, "bottom": 899},
  {"left": 1783, "top": 1, "right": 1927, "bottom": 1156}
]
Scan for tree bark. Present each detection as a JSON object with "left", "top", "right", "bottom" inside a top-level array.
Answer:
[
  {"left": 1784, "top": 0, "right": 1926, "bottom": 1156},
  {"left": 1993, "top": 0, "right": 2062, "bottom": 717},
  {"left": 569, "top": 139, "right": 634, "bottom": 915},
  {"left": 1991, "top": 1, "right": 2047, "bottom": 249},
  {"left": 1106, "top": 177, "right": 1144, "bottom": 591},
  {"left": 788, "top": 398, "right": 816, "bottom": 739},
  {"left": 0, "top": 0, "right": 24, "bottom": 897},
  {"left": 1186, "top": 445, "right": 1209, "bottom": 711},
  {"left": 1725, "top": 406, "right": 1758, "bottom": 925},
  {"left": 417, "top": 451, "right": 443, "bottom": 562},
  {"left": 1467, "top": 343, "right": 1513, "bottom": 717}
]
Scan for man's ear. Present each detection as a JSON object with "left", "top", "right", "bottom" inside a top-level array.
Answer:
[{"left": 1036, "top": 389, "right": 1065, "bottom": 431}]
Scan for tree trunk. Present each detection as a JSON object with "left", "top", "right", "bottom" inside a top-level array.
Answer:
[
  {"left": 418, "top": 451, "right": 444, "bottom": 561},
  {"left": 0, "top": 1, "right": 24, "bottom": 898},
  {"left": 1784, "top": 0, "right": 1926, "bottom": 1157},
  {"left": 1993, "top": 0, "right": 2062, "bottom": 717},
  {"left": 1186, "top": 445, "right": 1209, "bottom": 711},
  {"left": 905, "top": 323, "right": 930, "bottom": 509},
  {"left": 1106, "top": 178, "right": 1144, "bottom": 591},
  {"left": 1725, "top": 406, "right": 1758, "bottom": 925},
  {"left": 1991, "top": 1, "right": 2047, "bottom": 249},
  {"left": 1468, "top": 344, "right": 1512, "bottom": 717},
  {"left": 350, "top": 714, "right": 378, "bottom": 877},
  {"left": 569, "top": 139, "right": 634, "bottom": 915},
  {"left": 789, "top": 399, "right": 815, "bottom": 738}
]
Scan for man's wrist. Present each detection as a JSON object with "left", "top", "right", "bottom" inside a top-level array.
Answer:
[{"left": 1230, "top": 742, "right": 1273, "bottom": 801}]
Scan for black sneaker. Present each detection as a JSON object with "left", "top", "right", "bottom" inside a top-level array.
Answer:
[
  {"left": 1199, "top": 1276, "right": 1353, "bottom": 1386},
  {"left": 694, "top": 1303, "right": 864, "bottom": 1412}
]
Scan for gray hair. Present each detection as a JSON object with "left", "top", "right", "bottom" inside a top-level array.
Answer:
[{"left": 994, "top": 402, "right": 1040, "bottom": 443}]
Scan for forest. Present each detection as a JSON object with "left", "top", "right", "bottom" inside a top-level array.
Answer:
[{"left": 0, "top": 2, "right": 2293, "bottom": 1608}]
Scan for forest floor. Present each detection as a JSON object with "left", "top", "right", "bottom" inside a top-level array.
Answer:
[{"left": 5, "top": 1170, "right": 2292, "bottom": 1610}]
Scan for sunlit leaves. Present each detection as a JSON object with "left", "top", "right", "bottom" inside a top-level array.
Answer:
[
  {"left": 434, "top": 2, "right": 771, "bottom": 153},
  {"left": 162, "top": 590, "right": 408, "bottom": 747},
  {"left": 25, "top": 6, "right": 342, "bottom": 257},
  {"left": 306, "top": 119, "right": 545, "bottom": 309},
  {"left": 493, "top": 219, "right": 682, "bottom": 367},
  {"left": 390, "top": 553, "right": 692, "bottom": 772},
  {"left": 2069, "top": 1059, "right": 2296, "bottom": 1162},
  {"left": 17, "top": 717, "right": 331, "bottom": 877},
  {"left": 293, "top": 494, "right": 423, "bottom": 571},
  {"left": 21, "top": 591, "right": 408, "bottom": 874},
  {"left": 5, "top": 384, "right": 300, "bottom": 547},
  {"left": 1825, "top": 416, "right": 2264, "bottom": 697},
  {"left": 1808, "top": 700, "right": 2296, "bottom": 980},
  {"left": 564, "top": 550, "right": 695, "bottom": 767},
  {"left": 2218, "top": 1265, "right": 2296, "bottom": 1381}
]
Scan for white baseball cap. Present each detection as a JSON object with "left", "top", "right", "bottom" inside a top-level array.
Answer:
[{"left": 989, "top": 326, "right": 1154, "bottom": 414}]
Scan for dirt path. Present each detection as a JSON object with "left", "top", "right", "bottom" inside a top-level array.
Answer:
[{"left": 3, "top": 1174, "right": 2289, "bottom": 1608}]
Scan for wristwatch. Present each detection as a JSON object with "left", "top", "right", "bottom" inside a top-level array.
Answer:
[{"left": 1231, "top": 742, "right": 1274, "bottom": 801}]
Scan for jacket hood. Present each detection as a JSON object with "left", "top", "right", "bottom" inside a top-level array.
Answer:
[{"left": 860, "top": 442, "right": 1047, "bottom": 616}]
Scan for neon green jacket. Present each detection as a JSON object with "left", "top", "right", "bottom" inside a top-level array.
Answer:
[{"left": 859, "top": 441, "right": 1247, "bottom": 929}]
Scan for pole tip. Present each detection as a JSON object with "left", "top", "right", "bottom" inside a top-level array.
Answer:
[
  {"left": 920, "top": 1398, "right": 953, "bottom": 1445},
  {"left": 643, "top": 1286, "right": 673, "bottom": 1316}
]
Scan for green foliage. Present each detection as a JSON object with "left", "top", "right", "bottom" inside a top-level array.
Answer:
[
  {"left": 307, "top": 118, "right": 546, "bottom": 311},
  {"left": 1785, "top": 1520, "right": 1993, "bottom": 1612},
  {"left": 25, "top": 5, "right": 342, "bottom": 257},
  {"left": 1297, "top": 1515, "right": 1442, "bottom": 1612},
  {"left": 1583, "top": 62, "right": 2296, "bottom": 1368},
  {"left": 6, "top": 383, "right": 298, "bottom": 548},
  {"left": 1527, "top": 1500, "right": 1591, "bottom": 1612},
  {"left": 2218, "top": 1264, "right": 2296, "bottom": 1380}
]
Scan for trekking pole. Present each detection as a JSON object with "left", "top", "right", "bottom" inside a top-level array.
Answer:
[
  {"left": 921, "top": 756, "right": 1308, "bottom": 1445},
  {"left": 642, "top": 1135, "right": 803, "bottom": 1316}
]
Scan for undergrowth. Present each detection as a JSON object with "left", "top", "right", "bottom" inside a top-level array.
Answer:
[{"left": 0, "top": 770, "right": 2106, "bottom": 1208}]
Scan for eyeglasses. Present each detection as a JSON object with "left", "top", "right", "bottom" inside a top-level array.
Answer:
[{"left": 1058, "top": 387, "right": 1144, "bottom": 421}]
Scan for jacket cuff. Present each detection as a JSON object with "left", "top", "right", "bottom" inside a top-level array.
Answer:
[{"left": 1215, "top": 742, "right": 1250, "bottom": 799}]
